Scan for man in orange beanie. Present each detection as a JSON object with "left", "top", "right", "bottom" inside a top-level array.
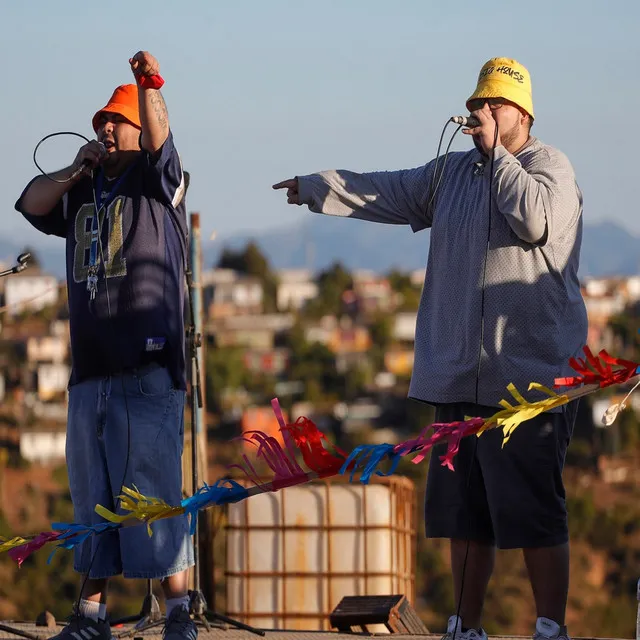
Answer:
[{"left": 15, "top": 52, "right": 195, "bottom": 640}]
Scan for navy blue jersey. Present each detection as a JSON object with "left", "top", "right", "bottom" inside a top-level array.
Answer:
[{"left": 16, "top": 132, "right": 188, "bottom": 389}]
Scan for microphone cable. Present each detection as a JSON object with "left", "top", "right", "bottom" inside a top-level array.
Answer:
[
  {"left": 426, "top": 116, "right": 499, "bottom": 640},
  {"left": 33, "top": 132, "right": 92, "bottom": 184},
  {"left": 426, "top": 122, "right": 462, "bottom": 215}
]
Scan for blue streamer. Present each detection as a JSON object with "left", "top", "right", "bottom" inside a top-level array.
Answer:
[
  {"left": 47, "top": 521, "right": 120, "bottom": 564},
  {"left": 339, "top": 444, "right": 401, "bottom": 484},
  {"left": 181, "top": 479, "right": 249, "bottom": 535}
]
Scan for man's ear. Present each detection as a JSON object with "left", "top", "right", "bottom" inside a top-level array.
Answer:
[{"left": 518, "top": 108, "right": 533, "bottom": 131}]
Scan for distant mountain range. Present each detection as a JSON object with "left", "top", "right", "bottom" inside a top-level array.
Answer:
[
  {"left": 210, "top": 217, "right": 640, "bottom": 278},
  {"left": 2, "top": 219, "right": 639, "bottom": 281}
]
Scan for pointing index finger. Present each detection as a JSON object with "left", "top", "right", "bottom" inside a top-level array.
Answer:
[{"left": 272, "top": 179, "right": 296, "bottom": 190}]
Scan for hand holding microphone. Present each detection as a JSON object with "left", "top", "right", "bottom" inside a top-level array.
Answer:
[
  {"left": 455, "top": 103, "right": 502, "bottom": 155},
  {"left": 70, "top": 141, "right": 107, "bottom": 180}
]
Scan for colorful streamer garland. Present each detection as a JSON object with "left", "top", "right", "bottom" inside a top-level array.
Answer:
[{"left": 1, "top": 346, "right": 639, "bottom": 566}]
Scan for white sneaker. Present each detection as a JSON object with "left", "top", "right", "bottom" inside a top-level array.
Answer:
[
  {"left": 533, "top": 617, "right": 570, "bottom": 640},
  {"left": 442, "top": 615, "right": 488, "bottom": 640}
]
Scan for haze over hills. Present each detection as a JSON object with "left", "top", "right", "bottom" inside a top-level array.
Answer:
[{"left": 2, "top": 220, "right": 639, "bottom": 281}]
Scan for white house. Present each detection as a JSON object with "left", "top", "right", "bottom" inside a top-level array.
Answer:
[
  {"left": 37, "top": 363, "right": 70, "bottom": 401},
  {"left": 27, "top": 335, "right": 68, "bottom": 364},
  {"left": 4, "top": 275, "right": 59, "bottom": 315},
  {"left": 276, "top": 269, "right": 319, "bottom": 311},
  {"left": 393, "top": 312, "right": 418, "bottom": 342},
  {"left": 20, "top": 427, "right": 66, "bottom": 465},
  {"left": 202, "top": 269, "right": 263, "bottom": 318}
]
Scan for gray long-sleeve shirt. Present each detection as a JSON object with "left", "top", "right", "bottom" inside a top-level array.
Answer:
[{"left": 297, "top": 138, "right": 588, "bottom": 409}]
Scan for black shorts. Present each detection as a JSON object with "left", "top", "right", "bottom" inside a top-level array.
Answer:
[{"left": 424, "top": 400, "right": 578, "bottom": 549}]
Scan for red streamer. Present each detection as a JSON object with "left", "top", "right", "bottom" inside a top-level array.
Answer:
[
  {"left": 555, "top": 346, "right": 640, "bottom": 389},
  {"left": 280, "top": 415, "right": 349, "bottom": 476}
]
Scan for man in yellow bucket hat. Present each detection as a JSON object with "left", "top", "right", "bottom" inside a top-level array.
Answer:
[
  {"left": 463, "top": 57, "right": 535, "bottom": 156},
  {"left": 274, "top": 57, "right": 586, "bottom": 640}
]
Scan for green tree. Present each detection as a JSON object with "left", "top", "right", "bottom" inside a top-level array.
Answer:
[
  {"left": 388, "top": 269, "right": 421, "bottom": 311},
  {"left": 369, "top": 313, "right": 394, "bottom": 348},
  {"left": 291, "top": 341, "right": 341, "bottom": 401},
  {"left": 303, "top": 262, "right": 353, "bottom": 318},
  {"left": 205, "top": 346, "right": 248, "bottom": 415},
  {"left": 217, "top": 241, "right": 269, "bottom": 278},
  {"left": 608, "top": 304, "right": 640, "bottom": 360},
  {"left": 367, "top": 313, "right": 394, "bottom": 372},
  {"left": 216, "top": 242, "right": 278, "bottom": 312}
]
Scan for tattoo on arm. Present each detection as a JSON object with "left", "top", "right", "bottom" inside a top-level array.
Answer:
[{"left": 149, "top": 91, "right": 169, "bottom": 133}]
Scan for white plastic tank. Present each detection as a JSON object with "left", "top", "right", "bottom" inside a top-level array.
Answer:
[{"left": 225, "top": 476, "right": 416, "bottom": 632}]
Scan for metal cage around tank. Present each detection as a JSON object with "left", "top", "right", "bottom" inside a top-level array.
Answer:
[{"left": 224, "top": 475, "right": 417, "bottom": 632}]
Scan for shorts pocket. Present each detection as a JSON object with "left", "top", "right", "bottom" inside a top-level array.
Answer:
[{"left": 136, "top": 366, "right": 174, "bottom": 397}]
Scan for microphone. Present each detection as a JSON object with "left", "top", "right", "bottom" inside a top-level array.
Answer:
[
  {"left": 16, "top": 253, "right": 31, "bottom": 272},
  {"left": 0, "top": 253, "right": 31, "bottom": 279},
  {"left": 450, "top": 115, "right": 481, "bottom": 128},
  {"left": 69, "top": 142, "right": 107, "bottom": 180}
]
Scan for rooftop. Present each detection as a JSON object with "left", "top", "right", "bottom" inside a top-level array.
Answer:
[{"left": 0, "top": 621, "right": 619, "bottom": 640}]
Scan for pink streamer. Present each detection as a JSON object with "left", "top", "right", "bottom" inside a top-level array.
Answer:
[
  {"left": 271, "top": 398, "right": 305, "bottom": 474},
  {"left": 8, "top": 531, "right": 60, "bottom": 567},
  {"left": 394, "top": 418, "right": 485, "bottom": 470},
  {"left": 229, "top": 429, "right": 309, "bottom": 491}
]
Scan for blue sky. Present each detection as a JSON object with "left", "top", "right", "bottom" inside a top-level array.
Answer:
[{"left": 1, "top": 0, "right": 638, "bottom": 252}]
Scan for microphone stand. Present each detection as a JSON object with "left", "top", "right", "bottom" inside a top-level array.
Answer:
[
  {"left": 183, "top": 251, "right": 264, "bottom": 637},
  {"left": 0, "top": 250, "right": 53, "bottom": 640}
]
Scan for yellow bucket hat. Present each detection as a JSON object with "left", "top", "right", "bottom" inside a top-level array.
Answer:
[{"left": 466, "top": 57, "right": 534, "bottom": 119}]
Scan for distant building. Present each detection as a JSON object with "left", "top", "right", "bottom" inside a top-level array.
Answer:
[
  {"left": 327, "top": 324, "right": 371, "bottom": 354},
  {"left": 352, "top": 270, "right": 394, "bottom": 314},
  {"left": 276, "top": 269, "right": 318, "bottom": 311},
  {"left": 393, "top": 312, "right": 417, "bottom": 342},
  {"left": 37, "top": 363, "right": 70, "bottom": 401},
  {"left": 305, "top": 316, "right": 339, "bottom": 345},
  {"left": 4, "top": 274, "right": 59, "bottom": 315},
  {"left": 410, "top": 269, "right": 426, "bottom": 288},
  {"left": 20, "top": 425, "right": 66, "bottom": 465},
  {"left": 27, "top": 335, "right": 68, "bottom": 364},
  {"left": 243, "top": 348, "right": 290, "bottom": 375},
  {"left": 384, "top": 349, "right": 415, "bottom": 376},
  {"left": 240, "top": 405, "right": 288, "bottom": 451},
  {"left": 208, "top": 314, "right": 295, "bottom": 349},
  {"left": 203, "top": 269, "right": 263, "bottom": 319},
  {"left": 581, "top": 278, "right": 627, "bottom": 350}
]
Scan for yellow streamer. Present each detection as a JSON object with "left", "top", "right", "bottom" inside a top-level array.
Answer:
[
  {"left": 0, "top": 536, "right": 29, "bottom": 553},
  {"left": 478, "top": 382, "right": 570, "bottom": 445},
  {"left": 95, "top": 486, "right": 185, "bottom": 536}
]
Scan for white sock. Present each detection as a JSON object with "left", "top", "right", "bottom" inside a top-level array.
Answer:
[
  {"left": 536, "top": 617, "right": 561, "bottom": 638},
  {"left": 78, "top": 599, "right": 106, "bottom": 622},
  {"left": 166, "top": 596, "right": 189, "bottom": 618}
]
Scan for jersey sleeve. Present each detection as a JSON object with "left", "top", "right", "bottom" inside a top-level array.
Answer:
[{"left": 14, "top": 177, "right": 69, "bottom": 238}]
